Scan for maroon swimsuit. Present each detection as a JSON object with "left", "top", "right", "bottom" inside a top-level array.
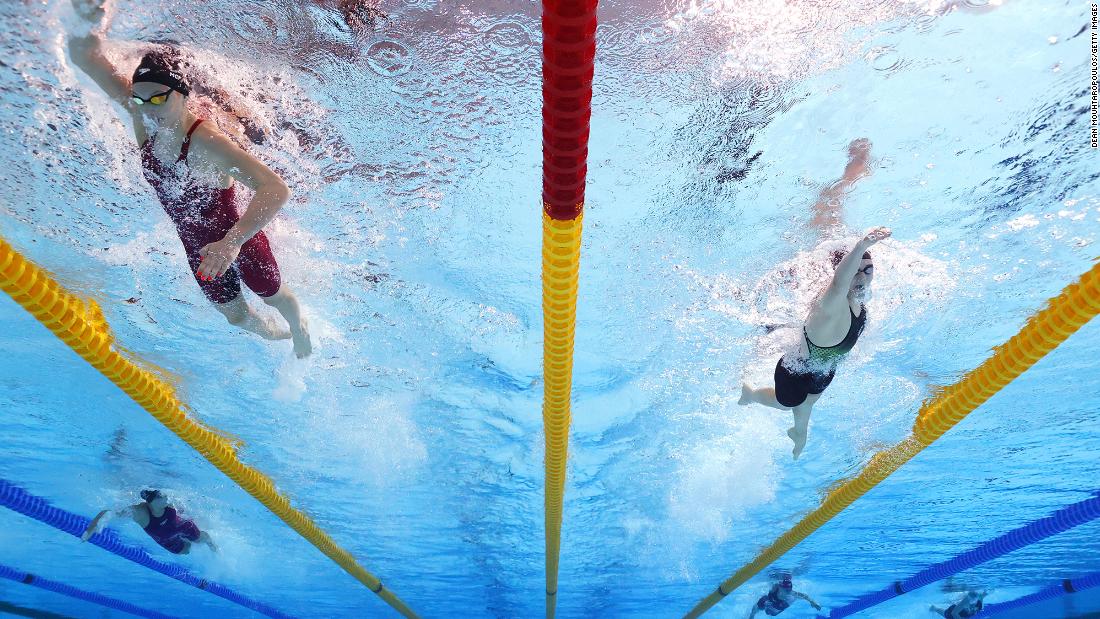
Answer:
[
  {"left": 140, "top": 119, "right": 281, "bottom": 304},
  {"left": 142, "top": 506, "right": 201, "bottom": 554}
]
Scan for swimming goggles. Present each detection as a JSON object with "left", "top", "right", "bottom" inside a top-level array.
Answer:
[
  {"left": 858, "top": 264, "right": 874, "bottom": 275},
  {"left": 132, "top": 89, "right": 173, "bottom": 106}
]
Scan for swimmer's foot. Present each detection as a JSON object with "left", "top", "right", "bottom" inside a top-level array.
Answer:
[
  {"left": 290, "top": 317, "right": 312, "bottom": 358},
  {"left": 738, "top": 383, "right": 752, "bottom": 406},
  {"left": 788, "top": 427, "right": 806, "bottom": 460},
  {"left": 845, "top": 138, "right": 872, "bottom": 180}
]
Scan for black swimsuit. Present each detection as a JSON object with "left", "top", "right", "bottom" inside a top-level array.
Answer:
[
  {"left": 774, "top": 305, "right": 866, "bottom": 408},
  {"left": 756, "top": 585, "right": 792, "bottom": 616},
  {"left": 946, "top": 600, "right": 983, "bottom": 618}
]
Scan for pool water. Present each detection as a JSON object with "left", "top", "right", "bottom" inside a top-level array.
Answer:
[{"left": 1, "top": 0, "right": 1098, "bottom": 617}]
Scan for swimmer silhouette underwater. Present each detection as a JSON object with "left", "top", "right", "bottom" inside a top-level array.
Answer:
[
  {"left": 748, "top": 574, "right": 822, "bottom": 618},
  {"left": 82, "top": 489, "right": 217, "bottom": 555},
  {"left": 930, "top": 590, "right": 988, "bottom": 619},
  {"left": 67, "top": 0, "right": 312, "bottom": 357},
  {"left": 739, "top": 139, "right": 890, "bottom": 458}
]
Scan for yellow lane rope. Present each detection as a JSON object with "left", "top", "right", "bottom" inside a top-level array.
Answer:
[
  {"left": 0, "top": 236, "right": 419, "bottom": 618},
  {"left": 542, "top": 211, "right": 583, "bottom": 619},
  {"left": 682, "top": 260, "right": 1100, "bottom": 619}
]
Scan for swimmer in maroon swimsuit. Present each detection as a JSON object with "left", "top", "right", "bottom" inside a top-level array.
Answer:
[
  {"left": 82, "top": 489, "right": 217, "bottom": 555},
  {"left": 739, "top": 139, "right": 890, "bottom": 458},
  {"left": 67, "top": 0, "right": 312, "bottom": 357}
]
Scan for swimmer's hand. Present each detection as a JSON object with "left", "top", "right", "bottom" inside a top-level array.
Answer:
[
  {"left": 71, "top": 0, "right": 112, "bottom": 25},
  {"left": 80, "top": 512, "right": 107, "bottom": 541},
  {"left": 860, "top": 226, "right": 891, "bottom": 247},
  {"left": 198, "top": 239, "right": 243, "bottom": 281}
]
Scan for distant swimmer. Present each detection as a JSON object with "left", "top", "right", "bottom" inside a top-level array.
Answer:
[
  {"left": 67, "top": 0, "right": 312, "bottom": 357},
  {"left": 315, "top": 0, "right": 388, "bottom": 32},
  {"left": 82, "top": 489, "right": 217, "bottom": 555},
  {"left": 739, "top": 138, "right": 887, "bottom": 458},
  {"left": 748, "top": 574, "right": 822, "bottom": 618},
  {"left": 930, "top": 590, "right": 987, "bottom": 619}
]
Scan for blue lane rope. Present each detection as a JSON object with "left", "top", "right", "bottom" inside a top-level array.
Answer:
[
  {"left": 0, "top": 562, "right": 176, "bottom": 619},
  {"left": 981, "top": 571, "right": 1100, "bottom": 617},
  {"left": 0, "top": 479, "right": 295, "bottom": 619},
  {"left": 821, "top": 491, "right": 1100, "bottom": 618}
]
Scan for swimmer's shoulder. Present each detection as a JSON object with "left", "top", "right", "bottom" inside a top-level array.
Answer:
[
  {"left": 130, "top": 503, "right": 150, "bottom": 526},
  {"left": 186, "top": 121, "right": 250, "bottom": 163}
]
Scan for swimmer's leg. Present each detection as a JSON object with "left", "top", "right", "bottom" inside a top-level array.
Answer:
[
  {"left": 214, "top": 295, "right": 292, "bottom": 341},
  {"left": 262, "top": 286, "right": 312, "bottom": 358},
  {"left": 787, "top": 394, "right": 820, "bottom": 460},
  {"left": 739, "top": 383, "right": 788, "bottom": 411},
  {"left": 811, "top": 138, "right": 872, "bottom": 234}
]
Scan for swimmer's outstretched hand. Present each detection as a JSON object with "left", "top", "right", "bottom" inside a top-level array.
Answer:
[
  {"left": 70, "top": 0, "right": 112, "bottom": 25},
  {"left": 197, "top": 239, "right": 242, "bottom": 281},
  {"left": 861, "top": 226, "right": 891, "bottom": 247}
]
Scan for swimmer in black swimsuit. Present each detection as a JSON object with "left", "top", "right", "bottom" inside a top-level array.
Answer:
[
  {"left": 739, "top": 226, "right": 888, "bottom": 458},
  {"left": 748, "top": 575, "right": 822, "bottom": 618},
  {"left": 930, "top": 590, "right": 987, "bottom": 619},
  {"left": 738, "top": 138, "right": 886, "bottom": 459}
]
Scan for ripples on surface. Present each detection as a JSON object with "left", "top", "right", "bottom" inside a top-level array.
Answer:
[{"left": 1, "top": 0, "right": 1098, "bottom": 617}]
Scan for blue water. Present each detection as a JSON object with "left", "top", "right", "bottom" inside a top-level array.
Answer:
[{"left": 1, "top": 0, "right": 1098, "bottom": 617}]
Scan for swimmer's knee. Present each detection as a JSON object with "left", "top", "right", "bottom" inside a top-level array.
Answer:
[
  {"left": 261, "top": 285, "right": 291, "bottom": 306},
  {"left": 213, "top": 297, "right": 248, "bottom": 324}
]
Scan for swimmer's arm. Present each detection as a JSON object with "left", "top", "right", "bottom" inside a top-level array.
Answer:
[
  {"left": 191, "top": 129, "right": 290, "bottom": 278},
  {"left": 67, "top": 1, "right": 127, "bottom": 103},
  {"left": 198, "top": 531, "right": 218, "bottom": 552},
  {"left": 66, "top": 14, "right": 146, "bottom": 144},
  {"left": 196, "top": 130, "right": 291, "bottom": 244},
  {"left": 80, "top": 505, "right": 136, "bottom": 541},
  {"left": 821, "top": 240, "right": 871, "bottom": 303},
  {"left": 67, "top": 33, "right": 129, "bottom": 105},
  {"left": 821, "top": 227, "right": 891, "bottom": 304},
  {"left": 794, "top": 591, "right": 822, "bottom": 610}
]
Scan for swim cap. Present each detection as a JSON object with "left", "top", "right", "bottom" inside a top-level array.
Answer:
[
  {"left": 830, "top": 249, "right": 873, "bottom": 268},
  {"left": 132, "top": 50, "right": 191, "bottom": 96},
  {"left": 140, "top": 489, "right": 163, "bottom": 502}
]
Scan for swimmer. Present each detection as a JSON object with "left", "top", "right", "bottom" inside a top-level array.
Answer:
[
  {"left": 930, "top": 590, "right": 988, "bottom": 619},
  {"left": 325, "top": 0, "right": 387, "bottom": 32},
  {"left": 748, "top": 574, "right": 822, "bottom": 618},
  {"left": 739, "top": 139, "right": 886, "bottom": 459},
  {"left": 82, "top": 489, "right": 217, "bottom": 555},
  {"left": 67, "top": 0, "right": 312, "bottom": 358}
]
